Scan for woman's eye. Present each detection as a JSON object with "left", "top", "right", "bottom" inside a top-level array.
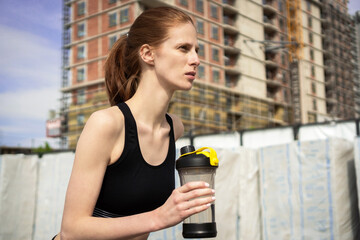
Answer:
[{"left": 179, "top": 46, "right": 188, "bottom": 51}]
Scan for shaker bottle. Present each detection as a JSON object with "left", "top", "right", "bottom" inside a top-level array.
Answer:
[{"left": 176, "top": 145, "right": 219, "bottom": 238}]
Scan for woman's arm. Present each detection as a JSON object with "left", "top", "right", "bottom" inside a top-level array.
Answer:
[{"left": 59, "top": 109, "right": 214, "bottom": 240}]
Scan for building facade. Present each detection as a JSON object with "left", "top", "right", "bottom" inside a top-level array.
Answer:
[
  {"left": 353, "top": 11, "right": 360, "bottom": 118},
  {"left": 60, "top": 0, "right": 357, "bottom": 149}
]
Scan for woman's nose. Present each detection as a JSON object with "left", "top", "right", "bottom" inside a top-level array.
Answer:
[{"left": 190, "top": 51, "right": 200, "bottom": 67}]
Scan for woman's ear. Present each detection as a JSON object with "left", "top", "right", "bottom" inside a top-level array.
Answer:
[{"left": 139, "top": 44, "right": 154, "bottom": 65}]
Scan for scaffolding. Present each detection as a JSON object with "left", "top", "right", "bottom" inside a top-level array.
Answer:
[{"left": 60, "top": 0, "right": 71, "bottom": 148}]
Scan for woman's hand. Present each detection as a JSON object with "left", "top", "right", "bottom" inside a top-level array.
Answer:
[{"left": 153, "top": 181, "right": 215, "bottom": 229}]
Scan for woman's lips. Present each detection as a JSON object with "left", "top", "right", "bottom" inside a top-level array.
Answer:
[{"left": 185, "top": 71, "right": 196, "bottom": 80}]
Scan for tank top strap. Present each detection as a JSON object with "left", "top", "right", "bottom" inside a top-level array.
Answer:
[
  {"left": 165, "top": 114, "right": 175, "bottom": 142},
  {"left": 116, "top": 102, "right": 138, "bottom": 155}
]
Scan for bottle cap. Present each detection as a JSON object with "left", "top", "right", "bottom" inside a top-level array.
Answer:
[
  {"left": 180, "top": 145, "right": 196, "bottom": 155},
  {"left": 176, "top": 146, "right": 219, "bottom": 169}
]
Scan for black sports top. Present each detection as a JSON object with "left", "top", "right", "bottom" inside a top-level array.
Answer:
[{"left": 93, "top": 102, "right": 176, "bottom": 218}]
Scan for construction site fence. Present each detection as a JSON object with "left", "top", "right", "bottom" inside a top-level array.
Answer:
[
  {"left": 1, "top": 121, "right": 360, "bottom": 239},
  {"left": 177, "top": 118, "right": 360, "bottom": 150}
]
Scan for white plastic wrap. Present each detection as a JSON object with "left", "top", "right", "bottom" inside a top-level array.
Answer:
[
  {"left": 298, "top": 121, "right": 356, "bottom": 142},
  {"left": 193, "top": 132, "right": 241, "bottom": 150},
  {"left": 259, "top": 138, "right": 359, "bottom": 240},
  {"left": 355, "top": 137, "right": 360, "bottom": 216},
  {"left": 242, "top": 127, "right": 294, "bottom": 149},
  {"left": 32, "top": 152, "right": 74, "bottom": 239},
  {"left": 0, "top": 154, "right": 38, "bottom": 240}
]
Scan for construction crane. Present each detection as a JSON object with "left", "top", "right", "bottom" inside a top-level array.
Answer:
[{"left": 286, "top": 0, "right": 304, "bottom": 62}]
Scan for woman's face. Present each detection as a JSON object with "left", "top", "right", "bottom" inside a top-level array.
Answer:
[{"left": 153, "top": 22, "right": 200, "bottom": 91}]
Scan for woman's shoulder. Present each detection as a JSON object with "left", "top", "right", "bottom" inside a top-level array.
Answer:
[
  {"left": 84, "top": 106, "right": 124, "bottom": 137},
  {"left": 167, "top": 113, "right": 184, "bottom": 140}
]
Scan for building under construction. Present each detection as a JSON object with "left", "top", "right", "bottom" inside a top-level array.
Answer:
[
  {"left": 320, "top": 0, "right": 356, "bottom": 120},
  {"left": 60, "top": 0, "right": 358, "bottom": 149}
]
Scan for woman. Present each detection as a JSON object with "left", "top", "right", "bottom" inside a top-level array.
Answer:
[{"left": 56, "top": 7, "right": 215, "bottom": 240}]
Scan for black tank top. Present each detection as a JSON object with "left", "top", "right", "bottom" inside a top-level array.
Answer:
[{"left": 93, "top": 102, "right": 175, "bottom": 217}]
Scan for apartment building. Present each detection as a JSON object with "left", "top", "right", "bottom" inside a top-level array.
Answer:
[
  {"left": 295, "top": 0, "right": 327, "bottom": 123},
  {"left": 60, "top": 0, "right": 357, "bottom": 148},
  {"left": 353, "top": 11, "right": 360, "bottom": 118},
  {"left": 61, "top": 0, "right": 291, "bottom": 148},
  {"left": 320, "top": 0, "right": 355, "bottom": 120}
]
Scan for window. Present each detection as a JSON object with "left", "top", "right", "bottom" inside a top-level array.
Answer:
[
  {"left": 198, "top": 65, "right": 205, "bottom": 79},
  {"left": 279, "top": 18, "right": 284, "bottom": 31},
  {"left": 211, "top": 25, "right": 219, "bottom": 40},
  {"left": 109, "top": 12, "right": 117, "bottom": 27},
  {"left": 77, "top": 1, "right": 85, "bottom": 16},
  {"left": 120, "top": 8, "right": 129, "bottom": 23},
  {"left": 181, "top": 107, "right": 190, "bottom": 118},
  {"left": 180, "top": 0, "right": 188, "bottom": 7},
  {"left": 282, "top": 71, "right": 287, "bottom": 83},
  {"left": 210, "top": 4, "right": 218, "bottom": 19},
  {"left": 196, "top": 0, "right": 204, "bottom": 13},
  {"left": 109, "top": 0, "right": 116, "bottom": 4},
  {"left": 281, "top": 53, "right": 286, "bottom": 65},
  {"left": 77, "top": 89, "right": 85, "bottom": 104},
  {"left": 308, "top": 16, "right": 312, "bottom": 28},
  {"left": 225, "top": 75, "right": 231, "bottom": 87},
  {"left": 109, "top": 35, "right": 117, "bottom": 49},
  {"left": 278, "top": 0, "right": 284, "bottom": 13},
  {"left": 198, "top": 110, "right": 206, "bottom": 121},
  {"left": 308, "top": 113, "right": 316, "bottom": 123},
  {"left": 309, "top": 32, "right": 313, "bottom": 44},
  {"left": 213, "top": 69, "right": 220, "bottom": 83},
  {"left": 77, "top": 68, "right": 85, "bottom": 82},
  {"left": 212, "top": 47, "right": 219, "bottom": 62},
  {"left": 283, "top": 89, "right": 288, "bottom": 101},
  {"left": 311, "top": 65, "right": 315, "bottom": 77},
  {"left": 306, "top": 0, "right": 311, "bottom": 11},
  {"left": 312, "top": 99, "right": 317, "bottom": 111},
  {"left": 77, "top": 45, "right": 85, "bottom": 59},
  {"left": 198, "top": 43, "right": 205, "bottom": 57},
  {"left": 77, "top": 23, "right": 85, "bottom": 37},
  {"left": 311, "top": 82, "right": 316, "bottom": 94},
  {"left": 77, "top": 114, "right": 85, "bottom": 126},
  {"left": 310, "top": 49, "right": 314, "bottom": 60},
  {"left": 214, "top": 113, "right": 221, "bottom": 122},
  {"left": 197, "top": 20, "right": 204, "bottom": 35}
]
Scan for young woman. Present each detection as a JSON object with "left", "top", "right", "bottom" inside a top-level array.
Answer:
[{"left": 56, "top": 7, "right": 215, "bottom": 240}]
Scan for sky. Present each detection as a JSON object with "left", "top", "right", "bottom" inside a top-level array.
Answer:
[
  {"left": 0, "top": 0, "right": 62, "bottom": 148},
  {"left": 0, "top": 0, "right": 359, "bottom": 149}
]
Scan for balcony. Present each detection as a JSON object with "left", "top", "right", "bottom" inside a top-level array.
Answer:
[
  {"left": 223, "top": 0, "right": 238, "bottom": 14},
  {"left": 326, "top": 97, "right": 337, "bottom": 105},
  {"left": 265, "top": 60, "right": 279, "bottom": 69},
  {"left": 323, "top": 49, "right": 333, "bottom": 59},
  {"left": 263, "top": 16, "right": 279, "bottom": 34},
  {"left": 262, "top": 3, "right": 277, "bottom": 18},
  {"left": 224, "top": 66, "right": 241, "bottom": 75},
  {"left": 266, "top": 78, "right": 282, "bottom": 89},
  {"left": 223, "top": 14, "right": 239, "bottom": 34}
]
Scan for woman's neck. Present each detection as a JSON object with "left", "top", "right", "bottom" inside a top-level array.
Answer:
[{"left": 126, "top": 72, "right": 174, "bottom": 130}]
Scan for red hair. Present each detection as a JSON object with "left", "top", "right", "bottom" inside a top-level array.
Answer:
[{"left": 104, "top": 7, "right": 194, "bottom": 106}]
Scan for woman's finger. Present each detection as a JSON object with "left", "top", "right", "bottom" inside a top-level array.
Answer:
[{"left": 178, "top": 181, "right": 209, "bottom": 193}]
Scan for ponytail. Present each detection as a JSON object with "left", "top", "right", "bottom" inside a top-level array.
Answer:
[{"left": 104, "top": 35, "right": 141, "bottom": 106}]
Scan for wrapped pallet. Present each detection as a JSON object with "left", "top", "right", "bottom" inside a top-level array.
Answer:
[
  {"left": 0, "top": 154, "right": 38, "bottom": 240},
  {"left": 355, "top": 137, "right": 360, "bottom": 216},
  {"left": 259, "top": 138, "right": 360, "bottom": 240},
  {"left": 33, "top": 152, "right": 74, "bottom": 239}
]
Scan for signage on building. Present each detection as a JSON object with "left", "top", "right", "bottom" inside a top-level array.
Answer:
[{"left": 46, "top": 118, "right": 61, "bottom": 138}]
